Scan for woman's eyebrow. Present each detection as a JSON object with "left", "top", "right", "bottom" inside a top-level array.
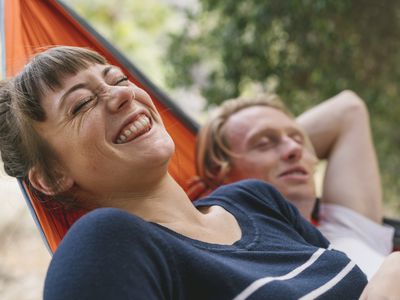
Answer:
[
  {"left": 59, "top": 83, "right": 87, "bottom": 110},
  {"left": 102, "top": 65, "right": 123, "bottom": 77},
  {"left": 102, "top": 66, "right": 113, "bottom": 77},
  {"left": 58, "top": 66, "right": 121, "bottom": 109}
]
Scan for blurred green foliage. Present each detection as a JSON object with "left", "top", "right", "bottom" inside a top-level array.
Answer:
[
  {"left": 67, "top": 0, "right": 180, "bottom": 88},
  {"left": 67, "top": 0, "right": 399, "bottom": 215},
  {"left": 165, "top": 0, "right": 400, "bottom": 215}
]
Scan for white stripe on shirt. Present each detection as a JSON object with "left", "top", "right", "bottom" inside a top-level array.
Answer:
[
  {"left": 299, "top": 261, "right": 356, "bottom": 300},
  {"left": 233, "top": 248, "right": 325, "bottom": 300}
]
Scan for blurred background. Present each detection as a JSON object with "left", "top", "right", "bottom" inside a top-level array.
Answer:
[{"left": 1, "top": 0, "right": 399, "bottom": 299}]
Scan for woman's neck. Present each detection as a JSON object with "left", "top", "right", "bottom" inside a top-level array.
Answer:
[
  {"left": 112, "top": 173, "right": 200, "bottom": 225},
  {"left": 110, "top": 174, "right": 242, "bottom": 245}
]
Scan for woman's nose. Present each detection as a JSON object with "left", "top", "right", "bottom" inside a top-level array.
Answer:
[
  {"left": 106, "top": 86, "right": 134, "bottom": 113},
  {"left": 280, "top": 136, "right": 303, "bottom": 162}
]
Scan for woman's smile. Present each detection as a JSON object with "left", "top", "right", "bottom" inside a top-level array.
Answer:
[{"left": 115, "top": 113, "right": 152, "bottom": 144}]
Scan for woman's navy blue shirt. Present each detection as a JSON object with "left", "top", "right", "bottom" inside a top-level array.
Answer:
[{"left": 44, "top": 179, "right": 367, "bottom": 299}]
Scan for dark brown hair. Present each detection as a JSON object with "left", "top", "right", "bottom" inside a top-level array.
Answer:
[{"left": 0, "top": 46, "right": 107, "bottom": 206}]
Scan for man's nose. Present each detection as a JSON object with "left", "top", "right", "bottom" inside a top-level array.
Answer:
[{"left": 280, "top": 136, "right": 303, "bottom": 162}]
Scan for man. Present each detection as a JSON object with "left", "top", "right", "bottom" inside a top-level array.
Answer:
[{"left": 195, "top": 90, "right": 394, "bottom": 278}]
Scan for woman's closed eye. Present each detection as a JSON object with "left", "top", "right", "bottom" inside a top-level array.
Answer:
[
  {"left": 72, "top": 95, "right": 96, "bottom": 115},
  {"left": 113, "top": 76, "right": 129, "bottom": 86}
]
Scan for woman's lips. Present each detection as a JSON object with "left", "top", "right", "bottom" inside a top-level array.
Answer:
[{"left": 115, "top": 114, "right": 152, "bottom": 144}]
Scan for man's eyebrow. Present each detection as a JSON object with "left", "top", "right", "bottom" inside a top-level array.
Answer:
[
  {"left": 287, "top": 126, "right": 306, "bottom": 136},
  {"left": 247, "top": 128, "right": 273, "bottom": 144}
]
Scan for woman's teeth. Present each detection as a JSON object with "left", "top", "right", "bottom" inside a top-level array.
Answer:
[{"left": 116, "top": 115, "right": 151, "bottom": 144}]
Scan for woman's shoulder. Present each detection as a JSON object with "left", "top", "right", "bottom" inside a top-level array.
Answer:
[
  {"left": 47, "top": 208, "right": 177, "bottom": 299},
  {"left": 72, "top": 207, "right": 151, "bottom": 232},
  {"left": 194, "top": 179, "right": 293, "bottom": 218},
  {"left": 61, "top": 208, "right": 165, "bottom": 252},
  {"left": 206, "top": 179, "right": 276, "bottom": 197},
  {"left": 206, "top": 179, "right": 283, "bottom": 200}
]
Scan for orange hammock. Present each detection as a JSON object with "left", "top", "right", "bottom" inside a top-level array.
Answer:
[
  {"left": 1, "top": 0, "right": 198, "bottom": 253},
  {"left": 3, "top": 0, "right": 400, "bottom": 255}
]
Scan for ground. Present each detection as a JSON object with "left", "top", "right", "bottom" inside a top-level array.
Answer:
[{"left": 0, "top": 174, "right": 50, "bottom": 300}]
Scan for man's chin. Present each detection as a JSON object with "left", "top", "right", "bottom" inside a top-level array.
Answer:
[{"left": 281, "top": 189, "right": 316, "bottom": 203}]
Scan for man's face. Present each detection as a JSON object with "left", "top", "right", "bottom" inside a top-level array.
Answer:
[{"left": 223, "top": 106, "right": 317, "bottom": 204}]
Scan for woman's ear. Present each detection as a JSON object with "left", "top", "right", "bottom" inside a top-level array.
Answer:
[{"left": 28, "top": 166, "right": 74, "bottom": 195}]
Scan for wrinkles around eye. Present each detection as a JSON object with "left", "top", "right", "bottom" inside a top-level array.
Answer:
[
  {"left": 72, "top": 96, "right": 96, "bottom": 115},
  {"left": 113, "top": 76, "right": 129, "bottom": 85},
  {"left": 69, "top": 75, "right": 129, "bottom": 116}
]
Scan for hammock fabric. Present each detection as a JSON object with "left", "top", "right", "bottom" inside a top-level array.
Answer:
[{"left": 1, "top": 0, "right": 198, "bottom": 253}]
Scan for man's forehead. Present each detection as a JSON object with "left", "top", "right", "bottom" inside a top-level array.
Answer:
[
  {"left": 224, "top": 105, "right": 305, "bottom": 146},
  {"left": 226, "top": 106, "right": 296, "bottom": 132}
]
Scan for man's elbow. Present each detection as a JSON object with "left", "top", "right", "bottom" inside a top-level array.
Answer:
[{"left": 337, "top": 90, "right": 369, "bottom": 122}]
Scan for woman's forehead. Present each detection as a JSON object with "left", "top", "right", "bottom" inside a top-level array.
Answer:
[{"left": 54, "top": 64, "right": 122, "bottom": 91}]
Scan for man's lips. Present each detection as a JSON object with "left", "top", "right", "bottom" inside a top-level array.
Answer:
[
  {"left": 114, "top": 112, "right": 152, "bottom": 144},
  {"left": 278, "top": 167, "right": 309, "bottom": 178}
]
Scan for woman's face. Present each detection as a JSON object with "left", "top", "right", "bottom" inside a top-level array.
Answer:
[{"left": 34, "top": 63, "right": 175, "bottom": 202}]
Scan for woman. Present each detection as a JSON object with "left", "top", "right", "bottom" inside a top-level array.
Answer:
[{"left": 0, "top": 46, "right": 397, "bottom": 299}]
